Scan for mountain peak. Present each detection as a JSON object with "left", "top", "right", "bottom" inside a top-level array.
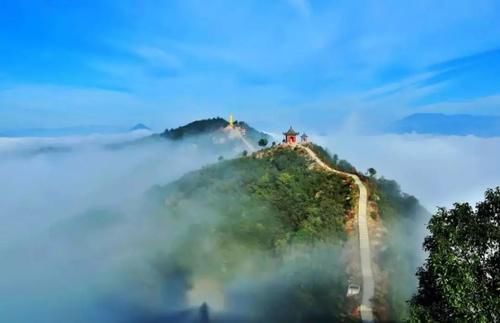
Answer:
[
  {"left": 130, "top": 123, "right": 151, "bottom": 131},
  {"left": 161, "top": 117, "right": 228, "bottom": 140},
  {"left": 160, "top": 117, "right": 270, "bottom": 143}
]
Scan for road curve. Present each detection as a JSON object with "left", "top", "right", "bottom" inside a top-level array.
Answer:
[{"left": 300, "top": 145, "right": 375, "bottom": 322}]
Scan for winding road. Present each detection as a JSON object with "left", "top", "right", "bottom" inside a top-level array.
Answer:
[{"left": 300, "top": 145, "right": 375, "bottom": 322}]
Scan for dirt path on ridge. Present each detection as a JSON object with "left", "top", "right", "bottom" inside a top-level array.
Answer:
[{"left": 299, "top": 145, "right": 375, "bottom": 323}]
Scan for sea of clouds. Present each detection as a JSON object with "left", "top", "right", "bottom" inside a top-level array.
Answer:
[
  {"left": 315, "top": 133, "right": 500, "bottom": 211},
  {"left": 3, "top": 132, "right": 498, "bottom": 254},
  {"left": 1, "top": 132, "right": 498, "bottom": 322},
  {"left": 0, "top": 133, "right": 234, "bottom": 322}
]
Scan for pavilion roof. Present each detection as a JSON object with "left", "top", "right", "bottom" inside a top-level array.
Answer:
[{"left": 283, "top": 126, "right": 299, "bottom": 136}]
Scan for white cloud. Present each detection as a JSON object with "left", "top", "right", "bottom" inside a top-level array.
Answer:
[
  {"left": 1, "top": 130, "right": 499, "bottom": 322},
  {"left": 0, "top": 134, "right": 232, "bottom": 322},
  {"left": 315, "top": 133, "right": 500, "bottom": 211},
  {"left": 0, "top": 136, "right": 210, "bottom": 242}
]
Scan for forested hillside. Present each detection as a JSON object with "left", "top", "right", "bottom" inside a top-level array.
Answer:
[
  {"left": 372, "top": 177, "right": 429, "bottom": 321},
  {"left": 302, "top": 143, "right": 430, "bottom": 321},
  {"left": 161, "top": 117, "right": 270, "bottom": 143},
  {"left": 161, "top": 118, "right": 229, "bottom": 140},
  {"left": 146, "top": 146, "right": 357, "bottom": 322},
  {"left": 110, "top": 118, "right": 270, "bottom": 157},
  {"left": 36, "top": 137, "right": 431, "bottom": 322}
]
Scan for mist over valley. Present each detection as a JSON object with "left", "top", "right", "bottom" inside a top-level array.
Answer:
[{"left": 1, "top": 118, "right": 498, "bottom": 322}]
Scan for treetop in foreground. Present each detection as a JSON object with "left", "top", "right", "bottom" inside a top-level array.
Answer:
[{"left": 409, "top": 187, "right": 500, "bottom": 322}]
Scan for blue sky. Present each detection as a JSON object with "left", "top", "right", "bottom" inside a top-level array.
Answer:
[{"left": 1, "top": 0, "right": 500, "bottom": 132}]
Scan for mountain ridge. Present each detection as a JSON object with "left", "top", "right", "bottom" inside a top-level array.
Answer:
[
  {"left": 130, "top": 123, "right": 152, "bottom": 132},
  {"left": 161, "top": 117, "right": 271, "bottom": 143},
  {"left": 142, "top": 141, "right": 428, "bottom": 322},
  {"left": 146, "top": 143, "right": 357, "bottom": 321},
  {"left": 109, "top": 117, "right": 271, "bottom": 155}
]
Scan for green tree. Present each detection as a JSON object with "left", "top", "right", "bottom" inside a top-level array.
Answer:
[
  {"left": 332, "top": 154, "right": 339, "bottom": 165},
  {"left": 337, "top": 159, "right": 356, "bottom": 173},
  {"left": 409, "top": 187, "right": 500, "bottom": 322},
  {"left": 242, "top": 150, "right": 248, "bottom": 157},
  {"left": 367, "top": 167, "right": 377, "bottom": 177},
  {"left": 258, "top": 138, "right": 269, "bottom": 147}
]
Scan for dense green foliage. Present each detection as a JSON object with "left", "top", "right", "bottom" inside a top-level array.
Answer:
[
  {"left": 367, "top": 167, "right": 376, "bottom": 177},
  {"left": 367, "top": 177, "right": 429, "bottom": 321},
  {"left": 375, "top": 178, "right": 426, "bottom": 223},
  {"left": 160, "top": 147, "right": 353, "bottom": 249},
  {"left": 409, "top": 187, "right": 500, "bottom": 323},
  {"left": 149, "top": 147, "right": 356, "bottom": 322},
  {"left": 258, "top": 138, "right": 268, "bottom": 147},
  {"left": 279, "top": 142, "right": 429, "bottom": 321},
  {"left": 160, "top": 117, "right": 271, "bottom": 144},
  {"left": 307, "top": 143, "right": 358, "bottom": 174},
  {"left": 162, "top": 117, "right": 229, "bottom": 140}
]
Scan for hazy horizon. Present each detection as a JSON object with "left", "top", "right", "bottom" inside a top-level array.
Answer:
[{"left": 2, "top": 129, "right": 498, "bottom": 211}]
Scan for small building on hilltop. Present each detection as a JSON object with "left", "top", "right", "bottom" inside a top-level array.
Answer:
[
  {"left": 301, "top": 133, "right": 308, "bottom": 143},
  {"left": 283, "top": 126, "right": 299, "bottom": 144}
]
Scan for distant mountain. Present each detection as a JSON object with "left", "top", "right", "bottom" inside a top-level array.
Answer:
[
  {"left": 389, "top": 113, "right": 500, "bottom": 137},
  {"left": 130, "top": 123, "right": 151, "bottom": 132}
]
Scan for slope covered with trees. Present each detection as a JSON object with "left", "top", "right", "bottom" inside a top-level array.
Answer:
[
  {"left": 161, "top": 117, "right": 229, "bottom": 140},
  {"left": 161, "top": 117, "right": 270, "bottom": 143},
  {"left": 111, "top": 117, "right": 271, "bottom": 156},
  {"left": 371, "top": 177, "right": 429, "bottom": 321},
  {"left": 306, "top": 143, "right": 430, "bottom": 321},
  {"left": 147, "top": 146, "right": 357, "bottom": 322}
]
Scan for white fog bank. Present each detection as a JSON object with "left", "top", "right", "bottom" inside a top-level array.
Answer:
[
  {"left": 0, "top": 134, "right": 241, "bottom": 323},
  {"left": 0, "top": 134, "right": 224, "bottom": 249},
  {"left": 314, "top": 133, "right": 500, "bottom": 211},
  {"left": 1, "top": 131, "right": 498, "bottom": 322}
]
